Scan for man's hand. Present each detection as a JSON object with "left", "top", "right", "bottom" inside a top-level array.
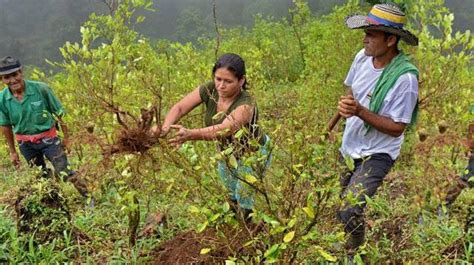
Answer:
[
  {"left": 337, "top": 94, "right": 407, "bottom": 137},
  {"left": 10, "top": 152, "right": 20, "bottom": 170},
  {"left": 338, "top": 94, "right": 362, "bottom": 118},
  {"left": 168, "top": 124, "right": 191, "bottom": 148},
  {"left": 1, "top": 126, "right": 20, "bottom": 169}
]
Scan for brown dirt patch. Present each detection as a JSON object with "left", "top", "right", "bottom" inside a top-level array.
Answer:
[
  {"left": 371, "top": 215, "right": 411, "bottom": 252},
  {"left": 415, "top": 132, "right": 463, "bottom": 155},
  {"left": 441, "top": 238, "right": 465, "bottom": 260},
  {"left": 150, "top": 225, "right": 258, "bottom": 264},
  {"left": 0, "top": 188, "right": 17, "bottom": 207},
  {"left": 384, "top": 172, "right": 410, "bottom": 200}
]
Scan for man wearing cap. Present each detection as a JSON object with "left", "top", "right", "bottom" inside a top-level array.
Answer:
[
  {"left": 336, "top": 4, "right": 419, "bottom": 252},
  {"left": 0, "top": 56, "right": 88, "bottom": 197}
]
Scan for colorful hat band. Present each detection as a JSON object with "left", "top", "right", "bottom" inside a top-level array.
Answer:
[
  {"left": 366, "top": 5, "right": 406, "bottom": 29},
  {"left": 344, "top": 4, "right": 418, "bottom": 46}
]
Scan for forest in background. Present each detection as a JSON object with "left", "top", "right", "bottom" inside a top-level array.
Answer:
[
  {"left": 0, "top": 0, "right": 472, "bottom": 69},
  {"left": 0, "top": 0, "right": 473, "bottom": 263}
]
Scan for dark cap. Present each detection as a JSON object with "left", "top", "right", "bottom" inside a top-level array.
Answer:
[{"left": 0, "top": 56, "right": 22, "bottom": 75}]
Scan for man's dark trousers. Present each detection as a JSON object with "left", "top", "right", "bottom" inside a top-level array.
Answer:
[
  {"left": 18, "top": 136, "right": 88, "bottom": 196},
  {"left": 337, "top": 153, "right": 395, "bottom": 249}
]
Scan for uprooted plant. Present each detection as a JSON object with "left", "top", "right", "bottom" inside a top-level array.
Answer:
[{"left": 53, "top": 0, "right": 168, "bottom": 246}]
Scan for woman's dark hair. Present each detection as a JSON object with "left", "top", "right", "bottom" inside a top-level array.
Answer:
[{"left": 212, "top": 53, "right": 247, "bottom": 90}]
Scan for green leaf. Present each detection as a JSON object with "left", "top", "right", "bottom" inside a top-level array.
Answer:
[
  {"left": 212, "top": 111, "right": 226, "bottom": 121},
  {"left": 288, "top": 217, "right": 297, "bottom": 228},
  {"left": 188, "top": 205, "right": 200, "bottom": 214},
  {"left": 223, "top": 147, "right": 234, "bottom": 155},
  {"left": 223, "top": 202, "right": 230, "bottom": 213},
  {"left": 283, "top": 231, "right": 295, "bottom": 243},
  {"left": 314, "top": 246, "right": 337, "bottom": 262},
  {"left": 264, "top": 244, "right": 280, "bottom": 258},
  {"left": 244, "top": 173, "right": 258, "bottom": 184},
  {"left": 262, "top": 214, "right": 281, "bottom": 227},
  {"left": 200, "top": 248, "right": 211, "bottom": 255},
  {"left": 270, "top": 226, "right": 286, "bottom": 235},
  {"left": 210, "top": 213, "right": 220, "bottom": 222},
  {"left": 292, "top": 163, "right": 303, "bottom": 174},
  {"left": 344, "top": 156, "right": 355, "bottom": 171},
  {"left": 302, "top": 207, "right": 315, "bottom": 219},
  {"left": 197, "top": 221, "right": 208, "bottom": 233},
  {"left": 234, "top": 129, "right": 244, "bottom": 139},
  {"left": 136, "top": 15, "right": 146, "bottom": 23},
  {"left": 229, "top": 155, "right": 238, "bottom": 169},
  {"left": 243, "top": 240, "right": 255, "bottom": 247}
]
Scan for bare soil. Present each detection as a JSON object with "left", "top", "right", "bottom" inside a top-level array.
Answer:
[{"left": 150, "top": 224, "right": 258, "bottom": 264}]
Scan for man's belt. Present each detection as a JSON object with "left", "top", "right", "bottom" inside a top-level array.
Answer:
[{"left": 16, "top": 127, "right": 57, "bottom": 144}]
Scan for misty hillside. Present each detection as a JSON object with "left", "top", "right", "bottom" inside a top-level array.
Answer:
[{"left": 0, "top": 0, "right": 471, "bottom": 68}]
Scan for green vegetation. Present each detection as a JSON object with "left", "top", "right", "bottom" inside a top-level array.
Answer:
[
  {"left": 0, "top": 0, "right": 470, "bottom": 67},
  {"left": 0, "top": 0, "right": 473, "bottom": 263}
]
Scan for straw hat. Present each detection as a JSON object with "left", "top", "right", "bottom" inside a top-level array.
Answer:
[{"left": 345, "top": 3, "right": 418, "bottom": 46}]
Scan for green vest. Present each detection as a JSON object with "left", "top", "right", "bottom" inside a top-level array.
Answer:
[
  {"left": 199, "top": 81, "right": 263, "bottom": 156},
  {"left": 0, "top": 80, "right": 65, "bottom": 135}
]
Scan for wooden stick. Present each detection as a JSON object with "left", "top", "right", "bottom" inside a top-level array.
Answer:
[
  {"left": 327, "top": 112, "right": 342, "bottom": 132},
  {"left": 327, "top": 86, "right": 352, "bottom": 132}
]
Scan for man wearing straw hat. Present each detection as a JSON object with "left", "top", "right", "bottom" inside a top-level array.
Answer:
[{"left": 336, "top": 3, "right": 419, "bottom": 252}]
